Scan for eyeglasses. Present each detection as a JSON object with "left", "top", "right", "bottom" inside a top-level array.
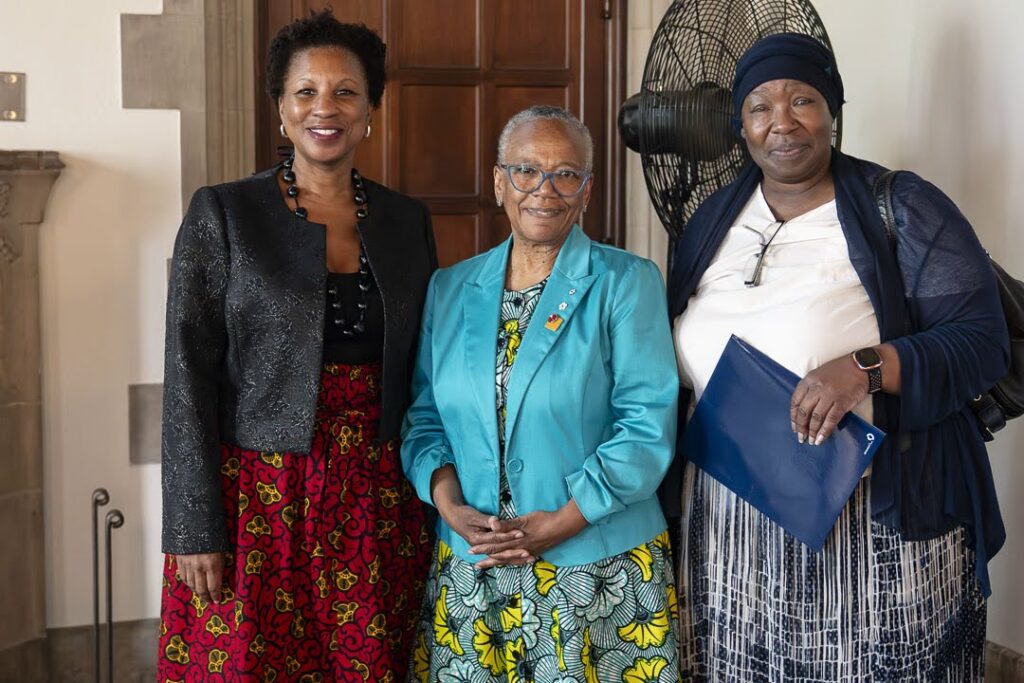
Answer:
[
  {"left": 741, "top": 220, "right": 785, "bottom": 287},
  {"left": 499, "top": 163, "right": 591, "bottom": 197}
]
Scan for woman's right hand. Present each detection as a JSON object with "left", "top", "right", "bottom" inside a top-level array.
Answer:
[
  {"left": 430, "top": 465, "right": 533, "bottom": 566},
  {"left": 441, "top": 504, "right": 533, "bottom": 566},
  {"left": 175, "top": 552, "right": 225, "bottom": 603}
]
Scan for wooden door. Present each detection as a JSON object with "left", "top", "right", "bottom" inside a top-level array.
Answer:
[{"left": 256, "top": 0, "right": 626, "bottom": 266}]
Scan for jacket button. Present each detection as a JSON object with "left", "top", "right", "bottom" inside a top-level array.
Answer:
[{"left": 507, "top": 459, "right": 523, "bottom": 473}]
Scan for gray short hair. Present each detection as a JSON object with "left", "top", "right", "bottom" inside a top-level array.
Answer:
[{"left": 496, "top": 105, "right": 594, "bottom": 171}]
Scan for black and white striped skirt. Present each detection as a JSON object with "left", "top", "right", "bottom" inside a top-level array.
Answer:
[{"left": 678, "top": 464, "right": 986, "bottom": 682}]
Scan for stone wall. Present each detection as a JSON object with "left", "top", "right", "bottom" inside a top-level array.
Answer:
[{"left": 0, "top": 151, "right": 63, "bottom": 683}]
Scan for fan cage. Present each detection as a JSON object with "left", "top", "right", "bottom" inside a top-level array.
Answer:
[{"left": 639, "top": 0, "right": 841, "bottom": 239}]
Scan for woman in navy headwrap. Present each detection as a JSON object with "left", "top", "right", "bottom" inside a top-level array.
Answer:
[{"left": 668, "top": 32, "right": 1007, "bottom": 681}]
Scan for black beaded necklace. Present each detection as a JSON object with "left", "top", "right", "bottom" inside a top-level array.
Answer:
[{"left": 281, "top": 155, "right": 372, "bottom": 338}]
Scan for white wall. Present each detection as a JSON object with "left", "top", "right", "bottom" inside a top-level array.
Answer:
[
  {"left": 625, "top": 0, "right": 1024, "bottom": 653},
  {"left": 0, "top": 0, "right": 176, "bottom": 627}
]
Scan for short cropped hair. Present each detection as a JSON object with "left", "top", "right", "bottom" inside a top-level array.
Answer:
[
  {"left": 265, "top": 10, "right": 387, "bottom": 108},
  {"left": 497, "top": 105, "right": 594, "bottom": 171}
]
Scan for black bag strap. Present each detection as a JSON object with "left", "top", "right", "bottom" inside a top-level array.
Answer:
[
  {"left": 872, "top": 169, "right": 899, "bottom": 248},
  {"left": 869, "top": 169, "right": 918, "bottom": 450},
  {"left": 874, "top": 169, "right": 1008, "bottom": 438}
]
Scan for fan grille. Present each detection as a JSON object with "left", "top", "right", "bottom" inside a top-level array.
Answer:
[{"left": 639, "top": 0, "right": 839, "bottom": 239}]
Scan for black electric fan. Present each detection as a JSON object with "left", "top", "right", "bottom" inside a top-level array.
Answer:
[{"left": 618, "top": 0, "right": 840, "bottom": 239}]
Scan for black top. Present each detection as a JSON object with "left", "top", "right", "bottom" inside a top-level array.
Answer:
[{"left": 323, "top": 271, "right": 385, "bottom": 363}]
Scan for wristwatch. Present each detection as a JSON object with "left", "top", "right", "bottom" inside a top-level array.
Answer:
[{"left": 852, "top": 347, "right": 884, "bottom": 394}]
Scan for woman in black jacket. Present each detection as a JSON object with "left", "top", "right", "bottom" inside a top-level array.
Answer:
[{"left": 157, "top": 11, "right": 436, "bottom": 682}]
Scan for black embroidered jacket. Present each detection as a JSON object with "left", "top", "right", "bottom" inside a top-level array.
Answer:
[{"left": 161, "top": 167, "right": 436, "bottom": 554}]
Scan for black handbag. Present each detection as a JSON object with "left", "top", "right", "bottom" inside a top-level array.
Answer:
[{"left": 874, "top": 170, "right": 1024, "bottom": 438}]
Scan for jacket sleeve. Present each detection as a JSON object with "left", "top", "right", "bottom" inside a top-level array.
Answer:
[
  {"left": 401, "top": 271, "right": 456, "bottom": 505},
  {"left": 887, "top": 174, "right": 1010, "bottom": 432},
  {"left": 161, "top": 187, "right": 231, "bottom": 555},
  {"left": 565, "top": 259, "right": 680, "bottom": 524}
]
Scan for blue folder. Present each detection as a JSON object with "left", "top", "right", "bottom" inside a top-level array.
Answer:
[{"left": 684, "top": 335, "right": 885, "bottom": 551}]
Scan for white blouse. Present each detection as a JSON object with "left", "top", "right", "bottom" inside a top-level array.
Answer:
[{"left": 674, "top": 184, "right": 880, "bottom": 425}]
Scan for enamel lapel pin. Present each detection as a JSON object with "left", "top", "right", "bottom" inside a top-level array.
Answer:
[{"left": 546, "top": 292, "right": 575, "bottom": 331}]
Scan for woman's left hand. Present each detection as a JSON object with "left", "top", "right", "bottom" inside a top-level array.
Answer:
[
  {"left": 470, "top": 500, "right": 588, "bottom": 569},
  {"left": 791, "top": 354, "right": 868, "bottom": 445}
]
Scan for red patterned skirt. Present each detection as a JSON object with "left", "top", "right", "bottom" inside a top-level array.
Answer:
[{"left": 158, "top": 362, "right": 431, "bottom": 682}]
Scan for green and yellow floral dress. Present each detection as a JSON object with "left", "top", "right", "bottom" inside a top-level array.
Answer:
[{"left": 410, "top": 281, "right": 681, "bottom": 683}]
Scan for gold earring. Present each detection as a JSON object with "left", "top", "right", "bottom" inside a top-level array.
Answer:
[
  {"left": 279, "top": 124, "right": 288, "bottom": 139},
  {"left": 364, "top": 123, "right": 372, "bottom": 139}
]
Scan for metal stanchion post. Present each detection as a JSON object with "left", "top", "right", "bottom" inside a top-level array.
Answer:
[
  {"left": 104, "top": 509, "right": 124, "bottom": 683},
  {"left": 91, "top": 488, "right": 110, "bottom": 683}
]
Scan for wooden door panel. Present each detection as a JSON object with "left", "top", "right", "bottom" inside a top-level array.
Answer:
[
  {"left": 486, "top": 79, "right": 577, "bottom": 170},
  {"left": 397, "top": 0, "right": 480, "bottom": 68},
  {"left": 493, "top": 0, "right": 571, "bottom": 70},
  {"left": 492, "top": 86, "right": 569, "bottom": 149},
  {"left": 256, "top": 0, "right": 625, "bottom": 263},
  {"left": 433, "top": 214, "right": 480, "bottom": 267},
  {"left": 487, "top": 213, "right": 512, "bottom": 252},
  {"left": 305, "top": 0, "right": 383, "bottom": 26},
  {"left": 399, "top": 85, "right": 480, "bottom": 197},
  {"left": 352, "top": 117, "right": 386, "bottom": 184}
]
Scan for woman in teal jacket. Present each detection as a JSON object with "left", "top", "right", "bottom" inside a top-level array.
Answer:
[{"left": 402, "top": 105, "right": 681, "bottom": 682}]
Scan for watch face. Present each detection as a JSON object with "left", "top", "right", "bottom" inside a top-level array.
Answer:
[{"left": 854, "top": 347, "right": 882, "bottom": 370}]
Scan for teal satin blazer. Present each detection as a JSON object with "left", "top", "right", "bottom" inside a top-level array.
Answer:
[{"left": 401, "top": 225, "right": 678, "bottom": 565}]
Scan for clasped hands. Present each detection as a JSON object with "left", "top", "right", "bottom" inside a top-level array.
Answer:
[
  {"left": 430, "top": 464, "right": 587, "bottom": 570},
  {"left": 443, "top": 501, "right": 587, "bottom": 569}
]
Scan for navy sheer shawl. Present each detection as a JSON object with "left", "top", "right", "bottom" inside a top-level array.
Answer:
[{"left": 665, "top": 149, "right": 1008, "bottom": 595}]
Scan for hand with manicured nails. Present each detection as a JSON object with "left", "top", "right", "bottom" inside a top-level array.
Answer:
[
  {"left": 791, "top": 354, "right": 869, "bottom": 446},
  {"left": 791, "top": 343, "right": 901, "bottom": 445}
]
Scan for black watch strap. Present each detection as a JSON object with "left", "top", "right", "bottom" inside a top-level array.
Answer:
[{"left": 867, "top": 366, "right": 883, "bottom": 394}]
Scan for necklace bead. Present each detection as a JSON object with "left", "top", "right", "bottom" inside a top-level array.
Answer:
[{"left": 280, "top": 156, "right": 372, "bottom": 338}]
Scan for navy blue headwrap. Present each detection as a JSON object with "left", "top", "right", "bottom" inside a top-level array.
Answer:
[{"left": 731, "top": 32, "right": 845, "bottom": 133}]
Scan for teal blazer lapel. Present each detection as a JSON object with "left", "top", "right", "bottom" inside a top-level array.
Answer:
[
  {"left": 504, "top": 226, "right": 598, "bottom": 446},
  {"left": 461, "top": 239, "right": 511, "bottom": 458}
]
